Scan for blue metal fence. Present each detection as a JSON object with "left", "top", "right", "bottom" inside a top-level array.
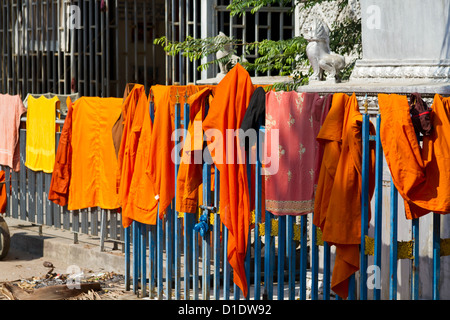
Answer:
[
  {"left": 2, "top": 93, "right": 449, "bottom": 300},
  {"left": 123, "top": 95, "right": 450, "bottom": 300}
]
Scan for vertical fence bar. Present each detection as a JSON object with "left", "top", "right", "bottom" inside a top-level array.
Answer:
[
  {"left": 149, "top": 224, "right": 156, "bottom": 298},
  {"left": 28, "top": 167, "right": 36, "bottom": 224},
  {"left": 223, "top": 225, "right": 230, "bottom": 300},
  {"left": 133, "top": 221, "right": 140, "bottom": 294},
  {"left": 411, "top": 218, "right": 420, "bottom": 300},
  {"left": 19, "top": 129, "right": 27, "bottom": 221},
  {"left": 140, "top": 223, "right": 147, "bottom": 297},
  {"left": 374, "top": 114, "right": 383, "bottom": 300},
  {"left": 360, "top": 110, "right": 370, "bottom": 300},
  {"left": 287, "top": 215, "right": 295, "bottom": 300},
  {"left": 311, "top": 222, "right": 319, "bottom": 300},
  {"left": 213, "top": 168, "right": 221, "bottom": 300},
  {"left": 389, "top": 179, "right": 398, "bottom": 300},
  {"left": 432, "top": 213, "right": 440, "bottom": 300},
  {"left": 202, "top": 153, "right": 212, "bottom": 300},
  {"left": 36, "top": 171, "right": 44, "bottom": 225},
  {"left": 125, "top": 224, "right": 131, "bottom": 291},
  {"left": 11, "top": 169, "right": 19, "bottom": 220},
  {"left": 183, "top": 98, "right": 192, "bottom": 299},
  {"left": 192, "top": 226, "right": 199, "bottom": 300},
  {"left": 277, "top": 215, "right": 286, "bottom": 300},
  {"left": 174, "top": 101, "right": 181, "bottom": 300},
  {"left": 157, "top": 205, "right": 164, "bottom": 299},
  {"left": 264, "top": 210, "right": 273, "bottom": 299},
  {"left": 323, "top": 241, "right": 331, "bottom": 300},
  {"left": 299, "top": 215, "right": 307, "bottom": 300},
  {"left": 4, "top": 167, "right": 10, "bottom": 217},
  {"left": 254, "top": 131, "right": 262, "bottom": 300},
  {"left": 165, "top": 207, "right": 173, "bottom": 300}
]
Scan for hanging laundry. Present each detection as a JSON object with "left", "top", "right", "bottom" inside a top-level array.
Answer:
[
  {"left": 176, "top": 87, "right": 213, "bottom": 214},
  {"left": 0, "top": 170, "right": 6, "bottom": 213},
  {"left": 202, "top": 63, "right": 254, "bottom": 298},
  {"left": 264, "top": 91, "right": 331, "bottom": 215},
  {"left": 68, "top": 97, "right": 123, "bottom": 211},
  {"left": 148, "top": 84, "right": 215, "bottom": 218},
  {"left": 378, "top": 93, "right": 450, "bottom": 219},
  {"left": 23, "top": 92, "right": 79, "bottom": 118},
  {"left": 313, "top": 93, "right": 375, "bottom": 300},
  {"left": 0, "top": 94, "right": 27, "bottom": 172},
  {"left": 48, "top": 97, "right": 74, "bottom": 207},
  {"left": 25, "top": 95, "right": 60, "bottom": 173},
  {"left": 121, "top": 89, "right": 158, "bottom": 227},
  {"left": 409, "top": 92, "right": 433, "bottom": 137},
  {"left": 239, "top": 86, "right": 266, "bottom": 151},
  {"left": 116, "top": 84, "right": 148, "bottom": 210},
  {"left": 112, "top": 83, "right": 139, "bottom": 158}
]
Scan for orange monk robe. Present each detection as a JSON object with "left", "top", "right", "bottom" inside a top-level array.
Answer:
[
  {"left": 378, "top": 94, "right": 450, "bottom": 219},
  {"left": 122, "top": 91, "right": 159, "bottom": 227},
  {"left": 148, "top": 84, "right": 215, "bottom": 218},
  {"left": 202, "top": 64, "right": 254, "bottom": 298},
  {"left": 313, "top": 93, "right": 375, "bottom": 299},
  {"left": 116, "top": 84, "right": 149, "bottom": 212},
  {"left": 176, "top": 87, "right": 213, "bottom": 214},
  {"left": 48, "top": 97, "right": 74, "bottom": 207},
  {"left": 68, "top": 97, "right": 123, "bottom": 211}
]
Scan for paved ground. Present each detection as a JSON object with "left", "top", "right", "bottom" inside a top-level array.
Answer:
[{"left": 0, "top": 216, "right": 139, "bottom": 300}]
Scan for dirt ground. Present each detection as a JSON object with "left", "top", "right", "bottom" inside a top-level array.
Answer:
[{"left": 0, "top": 246, "right": 137, "bottom": 300}]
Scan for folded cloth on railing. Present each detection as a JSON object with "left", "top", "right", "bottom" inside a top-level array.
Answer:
[
  {"left": 379, "top": 93, "right": 450, "bottom": 220},
  {"left": 0, "top": 170, "right": 6, "bottom": 213},
  {"left": 203, "top": 63, "right": 254, "bottom": 298},
  {"left": 68, "top": 96, "right": 123, "bottom": 211},
  {"left": 313, "top": 93, "right": 376, "bottom": 300},
  {"left": 25, "top": 95, "right": 60, "bottom": 173},
  {"left": 264, "top": 91, "right": 331, "bottom": 216},
  {"left": 48, "top": 97, "right": 74, "bottom": 207},
  {"left": 0, "top": 94, "right": 26, "bottom": 172}
]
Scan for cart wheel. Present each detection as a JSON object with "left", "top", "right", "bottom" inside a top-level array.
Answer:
[{"left": 0, "top": 215, "right": 10, "bottom": 260}]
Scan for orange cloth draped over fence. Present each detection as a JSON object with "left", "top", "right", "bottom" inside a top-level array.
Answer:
[
  {"left": 378, "top": 93, "right": 450, "bottom": 220},
  {"left": 68, "top": 97, "right": 123, "bottom": 211},
  {"left": 203, "top": 64, "right": 254, "bottom": 298},
  {"left": 176, "top": 87, "right": 213, "bottom": 214},
  {"left": 116, "top": 84, "right": 149, "bottom": 217},
  {"left": 313, "top": 93, "right": 375, "bottom": 299},
  {"left": 148, "top": 84, "right": 215, "bottom": 219},
  {"left": 48, "top": 98, "right": 74, "bottom": 207},
  {"left": 121, "top": 88, "right": 158, "bottom": 227}
]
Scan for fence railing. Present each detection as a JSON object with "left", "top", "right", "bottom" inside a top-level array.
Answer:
[
  {"left": 122, "top": 93, "right": 450, "bottom": 300},
  {"left": 3, "top": 92, "right": 449, "bottom": 300},
  {"left": 2, "top": 119, "right": 125, "bottom": 251}
]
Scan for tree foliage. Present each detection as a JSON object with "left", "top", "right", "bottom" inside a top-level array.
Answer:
[{"left": 155, "top": 0, "right": 361, "bottom": 89}]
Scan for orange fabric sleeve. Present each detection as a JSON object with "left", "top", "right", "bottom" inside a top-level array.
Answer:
[{"left": 202, "top": 64, "right": 254, "bottom": 298}]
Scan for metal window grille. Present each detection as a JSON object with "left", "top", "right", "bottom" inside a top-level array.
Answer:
[{"left": 0, "top": 0, "right": 166, "bottom": 98}]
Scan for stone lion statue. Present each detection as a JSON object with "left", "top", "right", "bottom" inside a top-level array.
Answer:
[
  {"left": 215, "top": 32, "right": 247, "bottom": 75},
  {"left": 305, "top": 17, "right": 345, "bottom": 82}
]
